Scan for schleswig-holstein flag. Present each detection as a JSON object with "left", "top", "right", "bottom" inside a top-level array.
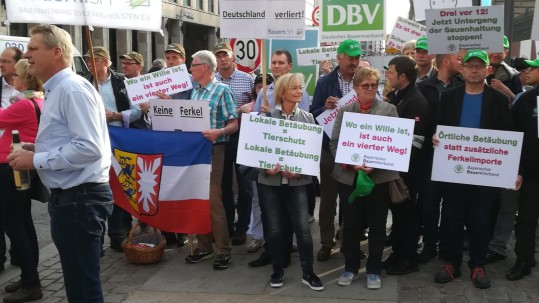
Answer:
[{"left": 108, "top": 127, "right": 211, "bottom": 234}]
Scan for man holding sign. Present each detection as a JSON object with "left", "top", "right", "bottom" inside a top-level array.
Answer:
[{"left": 432, "top": 50, "right": 514, "bottom": 289}]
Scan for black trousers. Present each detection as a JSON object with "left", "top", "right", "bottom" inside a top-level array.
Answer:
[{"left": 514, "top": 178, "right": 539, "bottom": 263}]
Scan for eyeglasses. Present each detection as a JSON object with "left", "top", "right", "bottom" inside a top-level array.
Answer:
[
  {"left": 0, "top": 59, "right": 15, "bottom": 64},
  {"left": 12, "top": 73, "right": 19, "bottom": 78},
  {"left": 462, "top": 64, "right": 487, "bottom": 70},
  {"left": 121, "top": 62, "right": 139, "bottom": 66},
  {"left": 357, "top": 83, "right": 378, "bottom": 90},
  {"left": 191, "top": 63, "right": 206, "bottom": 68}
]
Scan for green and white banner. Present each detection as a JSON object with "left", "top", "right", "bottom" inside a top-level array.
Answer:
[{"left": 320, "top": 0, "right": 385, "bottom": 43}]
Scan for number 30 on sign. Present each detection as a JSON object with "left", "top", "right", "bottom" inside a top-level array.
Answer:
[{"left": 230, "top": 38, "right": 261, "bottom": 74}]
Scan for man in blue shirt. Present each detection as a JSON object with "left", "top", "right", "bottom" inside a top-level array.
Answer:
[{"left": 8, "top": 24, "right": 113, "bottom": 303}]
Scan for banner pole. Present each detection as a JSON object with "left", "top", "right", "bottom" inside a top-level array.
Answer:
[
  {"left": 261, "top": 39, "right": 268, "bottom": 109},
  {"left": 85, "top": 26, "right": 99, "bottom": 92}
]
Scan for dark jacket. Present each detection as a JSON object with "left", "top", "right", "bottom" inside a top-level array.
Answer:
[
  {"left": 438, "top": 84, "right": 512, "bottom": 131},
  {"left": 512, "top": 86, "right": 539, "bottom": 180},
  {"left": 310, "top": 67, "right": 344, "bottom": 150},
  {"left": 486, "top": 61, "right": 523, "bottom": 96},
  {"left": 86, "top": 68, "right": 131, "bottom": 112},
  {"left": 388, "top": 82, "right": 431, "bottom": 194}
]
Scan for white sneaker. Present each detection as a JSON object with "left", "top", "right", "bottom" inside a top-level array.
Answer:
[
  {"left": 337, "top": 271, "right": 358, "bottom": 286},
  {"left": 246, "top": 239, "right": 264, "bottom": 253},
  {"left": 366, "top": 274, "right": 381, "bottom": 289}
]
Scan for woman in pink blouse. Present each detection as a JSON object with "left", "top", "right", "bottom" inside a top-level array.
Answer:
[{"left": 0, "top": 59, "right": 44, "bottom": 302}]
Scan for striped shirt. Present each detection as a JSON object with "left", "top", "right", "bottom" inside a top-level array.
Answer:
[
  {"left": 191, "top": 78, "right": 237, "bottom": 143},
  {"left": 337, "top": 70, "right": 354, "bottom": 96},
  {"left": 215, "top": 69, "right": 253, "bottom": 108}
]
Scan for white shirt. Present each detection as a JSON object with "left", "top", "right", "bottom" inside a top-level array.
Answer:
[{"left": 1, "top": 77, "right": 19, "bottom": 108}]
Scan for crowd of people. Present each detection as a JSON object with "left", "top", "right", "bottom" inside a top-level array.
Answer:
[{"left": 0, "top": 23, "right": 538, "bottom": 302}]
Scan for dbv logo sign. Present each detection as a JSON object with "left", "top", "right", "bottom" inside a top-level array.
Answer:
[{"left": 322, "top": 0, "right": 384, "bottom": 31}]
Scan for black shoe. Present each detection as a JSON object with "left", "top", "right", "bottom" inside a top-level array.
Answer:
[
  {"left": 381, "top": 253, "right": 398, "bottom": 269},
  {"left": 418, "top": 245, "right": 437, "bottom": 263},
  {"left": 110, "top": 238, "right": 124, "bottom": 252},
  {"left": 506, "top": 261, "right": 532, "bottom": 281},
  {"left": 5, "top": 280, "right": 21, "bottom": 293},
  {"left": 317, "top": 246, "right": 332, "bottom": 262},
  {"left": 434, "top": 263, "right": 461, "bottom": 284},
  {"left": 3, "top": 286, "right": 43, "bottom": 303},
  {"left": 231, "top": 231, "right": 247, "bottom": 246},
  {"left": 471, "top": 266, "right": 490, "bottom": 289},
  {"left": 213, "top": 254, "right": 231, "bottom": 270},
  {"left": 270, "top": 271, "right": 284, "bottom": 288},
  {"left": 386, "top": 259, "right": 419, "bottom": 275},
  {"left": 248, "top": 251, "right": 271, "bottom": 267},
  {"left": 177, "top": 234, "right": 188, "bottom": 248},
  {"left": 485, "top": 250, "right": 506, "bottom": 264},
  {"left": 302, "top": 272, "right": 324, "bottom": 291},
  {"left": 185, "top": 248, "right": 214, "bottom": 263}
]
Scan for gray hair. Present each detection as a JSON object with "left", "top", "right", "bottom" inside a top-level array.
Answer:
[
  {"left": 402, "top": 39, "right": 417, "bottom": 54},
  {"left": 192, "top": 50, "right": 217, "bottom": 73},
  {"left": 152, "top": 58, "right": 166, "bottom": 68},
  {"left": 29, "top": 24, "right": 73, "bottom": 66}
]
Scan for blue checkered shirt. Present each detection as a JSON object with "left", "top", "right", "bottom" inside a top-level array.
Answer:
[
  {"left": 191, "top": 78, "right": 238, "bottom": 143},
  {"left": 215, "top": 69, "right": 254, "bottom": 108},
  {"left": 337, "top": 70, "right": 354, "bottom": 96}
]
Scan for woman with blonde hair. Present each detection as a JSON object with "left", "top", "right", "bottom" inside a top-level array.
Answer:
[
  {"left": 257, "top": 73, "right": 323, "bottom": 291},
  {"left": 0, "top": 59, "right": 44, "bottom": 302}
]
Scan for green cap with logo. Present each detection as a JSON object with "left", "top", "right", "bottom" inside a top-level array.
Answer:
[
  {"left": 213, "top": 42, "right": 233, "bottom": 55},
  {"left": 463, "top": 49, "right": 490, "bottom": 65},
  {"left": 84, "top": 46, "right": 111, "bottom": 61},
  {"left": 415, "top": 37, "right": 428, "bottom": 51},
  {"left": 503, "top": 36, "right": 509, "bottom": 49},
  {"left": 524, "top": 58, "right": 539, "bottom": 67},
  {"left": 337, "top": 39, "right": 363, "bottom": 57},
  {"left": 165, "top": 43, "right": 186, "bottom": 58},
  {"left": 120, "top": 51, "right": 144, "bottom": 67}
]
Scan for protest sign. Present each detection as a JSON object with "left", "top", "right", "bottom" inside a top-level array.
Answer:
[
  {"left": 219, "top": 0, "right": 306, "bottom": 40},
  {"left": 149, "top": 99, "right": 210, "bottom": 132},
  {"left": 269, "top": 27, "right": 319, "bottom": 96},
  {"left": 5, "top": 0, "right": 162, "bottom": 32},
  {"left": 386, "top": 17, "right": 426, "bottom": 51},
  {"left": 296, "top": 45, "right": 338, "bottom": 67},
  {"left": 320, "top": 0, "right": 385, "bottom": 43},
  {"left": 335, "top": 112, "right": 415, "bottom": 172},
  {"left": 231, "top": 39, "right": 262, "bottom": 73},
  {"left": 124, "top": 64, "right": 192, "bottom": 106},
  {"left": 236, "top": 113, "right": 323, "bottom": 176},
  {"left": 425, "top": 5, "right": 504, "bottom": 54},
  {"left": 413, "top": 0, "right": 472, "bottom": 21},
  {"left": 431, "top": 126, "right": 523, "bottom": 188},
  {"left": 315, "top": 90, "right": 358, "bottom": 138}
]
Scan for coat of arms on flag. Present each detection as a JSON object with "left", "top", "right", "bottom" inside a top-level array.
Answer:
[{"left": 108, "top": 126, "right": 212, "bottom": 234}]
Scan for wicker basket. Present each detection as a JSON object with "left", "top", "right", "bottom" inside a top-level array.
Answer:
[{"left": 122, "top": 222, "right": 166, "bottom": 265}]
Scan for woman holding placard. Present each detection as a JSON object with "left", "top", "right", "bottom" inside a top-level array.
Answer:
[
  {"left": 256, "top": 73, "right": 324, "bottom": 291},
  {"left": 329, "top": 67, "right": 400, "bottom": 290}
]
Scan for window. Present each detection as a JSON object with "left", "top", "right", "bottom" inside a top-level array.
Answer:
[
  {"left": 196, "top": 0, "right": 203, "bottom": 10},
  {"left": 208, "top": 0, "right": 214, "bottom": 13}
]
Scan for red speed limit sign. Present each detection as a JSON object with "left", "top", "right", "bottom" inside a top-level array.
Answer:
[
  {"left": 312, "top": 6, "right": 320, "bottom": 27},
  {"left": 230, "top": 38, "right": 261, "bottom": 74}
]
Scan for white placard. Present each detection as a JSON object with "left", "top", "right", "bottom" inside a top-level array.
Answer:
[
  {"left": 149, "top": 99, "right": 210, "bottom": 132},
  {"left": 219, "top": 0, "right": 306, "bottom": 40},
  {"left": 335, "top": 112, "right": 415, "bottom": 172},
  {"left": 432, "top": 126, "right": 523, "bottom": 188},
  {"left": 413, "top": 0, "right": 473, "bottom": 21},
  {"left": 532, "top": 0, "right": 539, "bottom": 40},
  {"left": 236, "top": 113, "right": 323, "bottom": 176},
  {"left": 315, "top": 90, "right": 358, "bottom": 138},
  {"left": 124, "top": 65, "right": 192, "bottom": 106},
  {"left": 386, "top": 17, "right": 426, "bottom": 51},
  {"left": 296, "top": 46, "right": 338, "bottom": 66},
  {"left": 425, "top": 5, "right": 504, "bottom": 54},
  {"left": 5, "top": 0, "right": 162, "bottom": 32}
]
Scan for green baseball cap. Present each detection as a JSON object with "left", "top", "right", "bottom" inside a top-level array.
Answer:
[
  {"left": 120, "top": 51, "right": 144, "bottom": 67},
  {"left": 337, "top": 39, "right": 363, "bottom": 57},
  {"left": 415, "top": 37, "right": 428, "bottom": 51},
  {"left": 84, "top": 46, "right": 111, "bottom": 61},
  {"left": 523, "top": 58, "right": 539, "bottom": 67},
  {"left": 503, "top": 36, "right": 509, "bottom": 49},
  {"left": 463, "top": 49, "right": 490, "bottom": 65},
  {"left": 383, "top": 65, "right": 389, "bottom": 70}
]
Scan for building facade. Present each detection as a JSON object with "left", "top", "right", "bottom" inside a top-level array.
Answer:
[{"left": 0, "top": 0, "right": 221, "bottom": 72}]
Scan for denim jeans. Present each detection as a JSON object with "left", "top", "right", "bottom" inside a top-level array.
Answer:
[
  {"left": 222, "top": 132, "right": 253, "bottom": 234},
  {"left": 258, "top": 184, "right": 314, "bottom": 274},
  {"left": 49, "top": 182, "right": 113, "bottom": 303},
  {"left": 0, "top": 164, "right": 40, "bottom": 288},
  {"left": 442, "top": 183, "right": 498, "bottom": 268}
]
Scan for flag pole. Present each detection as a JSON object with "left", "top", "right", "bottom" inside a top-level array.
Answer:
[{"left": 84, "top": 26, "right": 99, "bottom": 92}]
